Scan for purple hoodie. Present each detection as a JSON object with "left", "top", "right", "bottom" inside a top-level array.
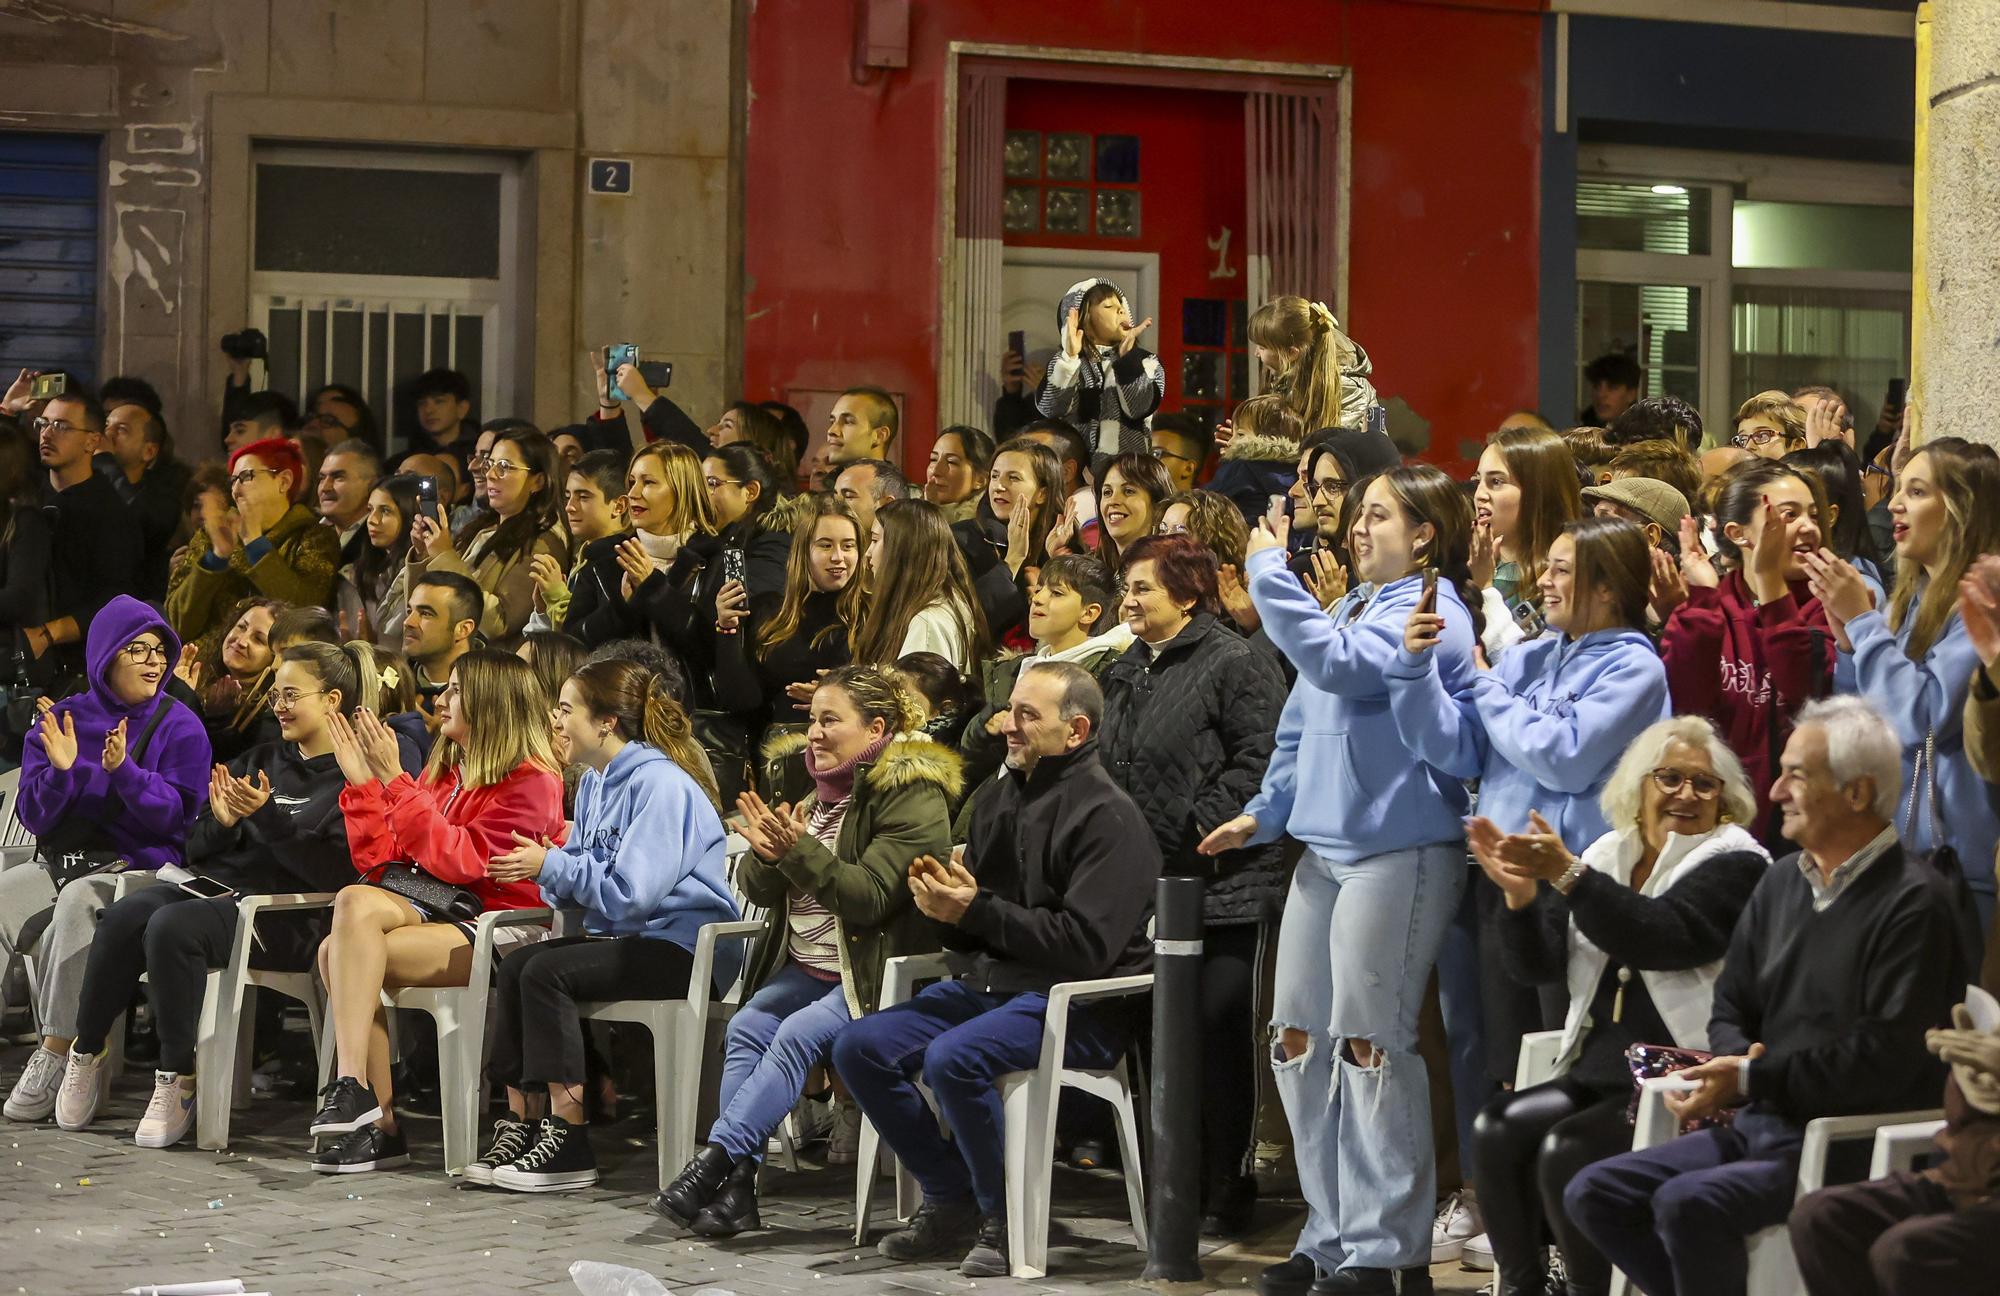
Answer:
[{"left": 17, "top": 595, "right": 211, "bottom": 869}]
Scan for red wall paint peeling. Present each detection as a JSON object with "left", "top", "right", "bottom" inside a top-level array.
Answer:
[{"left": 743, "top": 0, "right": 1543, "bottom": 478}]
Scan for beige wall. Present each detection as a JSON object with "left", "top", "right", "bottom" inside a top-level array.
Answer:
[{"left": 0, "top": 0, "right": 740, "bottom": 453}]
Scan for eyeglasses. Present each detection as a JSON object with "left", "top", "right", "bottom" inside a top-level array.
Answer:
[
  {"left": 1152, "top": 446, "right": 1197, "bottom": 467},
  {"left": 705, "top": 476, "right": 744, "bottom": 491},
  {"left": 1305, "top": 478, "right": 1350, "bottom": 500},
  {"left": 483, "top": 460, "right": 528, "bottom": 480},
  {"left": 229, "top": 467, "right": 278, "bottom": 489},
  {"left": 120, "top": 642, "right": 169, "bottom": 664},
  {"left": 1649, "top": 767, "right": 1724, "bottom": 799},
  {"left": 1732, "top": 429, "right": 1780, "bottom": 449},
  {"left": 267, "top": 688, "right": 328, "bottom": 712},
  {"left": 33, "top": 417, "right": 92, "bottom": 437}
]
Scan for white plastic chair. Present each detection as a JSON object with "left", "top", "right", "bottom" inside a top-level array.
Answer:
[
  {"left": 0, "top": 767, "right": 34, "bottom": 869},
  {"left": 318, "top": 906, "right": 552, "bottom": 1175},
  {"left": 1514, "top": 1028, "right": 1565, "bottom": 1089},
  {"left": 1611, "top": 1075, "right": 1944, "bottom": 1296},
  {"left": 1868, "top": 1116, "right": 1946, "bottom": 1178},
  {"left": 852, "top": 951, "right": 1153, "bottom": 1279},
  {"left": 569, "top": 915, "right": 765, "bottom": 1190},
  {"left": 194, "top": 891, "right": 336, "bottom": 1150}
]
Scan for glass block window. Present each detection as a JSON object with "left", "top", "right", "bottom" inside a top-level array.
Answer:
[
  {"left": 1181, "top": 296, "right": 1248, "bottom": 420},
  {"left": 1003, "top": 130, "right": 1040, "bottom": 179},
  {"left": 1182, "top": 352, "right": 1222, "bottom": 400},
  {"left": 1046, "top": 133, "right": 1091, "bottom": 181},
  {"left": 1045, "top": 188, "right": 1088, "bottom": 235},
  {"left": 1003, "top": 186, "right": 1039, "bottom": 234},
  {"left": 998, "top": 129, "right": 1141, "bottom": 241},
  {"left": 1096, "top": 135, "right": 1140, "bottom": 184},
  {"left": 1182, "top": 299, "right": 1229, "bottom": 348},
  {"left": 1095, "top": 190, "right": 1139, "bottom": 239}
]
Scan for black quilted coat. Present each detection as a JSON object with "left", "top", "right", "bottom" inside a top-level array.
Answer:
[{"left": 1097, "top": 612, "right": 1289, "bottom": 925}]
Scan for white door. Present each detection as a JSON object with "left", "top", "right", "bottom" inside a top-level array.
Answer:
[{"left": 1000, "top": 247, "right": 1160, "bottom": 388}]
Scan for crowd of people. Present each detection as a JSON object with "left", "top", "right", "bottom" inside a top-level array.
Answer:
[{"left": 0, "top": 284, "right": 1996, "bottom": 1296}]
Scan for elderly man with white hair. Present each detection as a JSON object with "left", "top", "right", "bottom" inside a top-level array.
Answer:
[
  {"left": 1564, "top": 696, "right": 1960, "bottom": 1296},
  {"left": 1462, "top": 715, "right": 1772, "bottom": 1296}
]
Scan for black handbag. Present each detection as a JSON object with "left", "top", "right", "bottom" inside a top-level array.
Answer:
[
  {"left": 1905, "top": 728, "right": 1987, "bottom": 987},
  {"left": 373, "top": 862, "right": 483, "bottom": 924},
  {"left": 35, "top": 696, "right": 175, "bottom": 892}
]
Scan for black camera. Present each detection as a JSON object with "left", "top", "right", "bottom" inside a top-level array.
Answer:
[{"left": 220, "top": 328, "right": 268, "bottom": 362}]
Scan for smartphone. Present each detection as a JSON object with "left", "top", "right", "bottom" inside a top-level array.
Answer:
[
  {"left": 29, "top": 372, "right": 64, "bottom": 401},
  {"left": 1417, "top": 568, "right": 1439, "bottom": 616},
  {"left": 1886, "top": 378, "right": 1907, "bottom": 410},
  {"left": 721, "top": 546, "right": 746, "bottom": 588},
  {"left": 415, "top": 474, "right": 444, "bottom": 525},
  {"left": 1008, "top": 329, "right": 1026, "bottom": 360},
  {"left": 174, "top": 874, "right": 239, "bottom": 901},
  {"left": 605, "top": 344, "right": 640, "bottom": 402}
]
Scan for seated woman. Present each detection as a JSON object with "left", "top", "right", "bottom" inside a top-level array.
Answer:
[
  {"left": 173, "top": 596, "right": 284, "bottom": 762},
  {"left": 461, "top": 657, "right": 740, "bottom": 1192},
  {"left": 311, "top": 650, "right": 566, "bottom": 1173},
  {"left": 1464, "top": 716, "right": 1769, "bottom": 1296},
  {"left": 0, "top": 597, "right": 209, "bottom": 1124},
  {"left": 656, "top": 666, "right": 959, "bottom": 1237},
  {"left": 165, "top": 437, "right": 341, "bottom": 643},
  {"left": 54, "top": 643, "right": 412, "bottom": 1146},
  {"left": 852, "top": 498, "right": 992, "bottom": 676},
  {"left": 335, "top": 472, "right": 420, "bottom": 649},
  {"left": 408, "top": 426, "right": 568, "bottom": 648}
]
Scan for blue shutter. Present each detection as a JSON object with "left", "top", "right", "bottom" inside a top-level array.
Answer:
[{"left": 0, "top": 132, "right": 100, "bottom": 385}]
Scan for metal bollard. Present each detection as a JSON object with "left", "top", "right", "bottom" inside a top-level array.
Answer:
[{"left": 1142, "top": 875, "right": 1205, "bottom": 1282}]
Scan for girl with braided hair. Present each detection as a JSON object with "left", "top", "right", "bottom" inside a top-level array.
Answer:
[
  {"left": 657, "top": 664, "right": 961, "bottom": 1237},
  {"left": 460, "top": 656, "right": 739, "bottom": 1192}
]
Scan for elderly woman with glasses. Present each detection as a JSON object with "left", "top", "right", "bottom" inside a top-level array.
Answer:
[
  {"left": 1461, "top": 715, "right": 1771, "bottom": 1296},
  {"left": 166, "top": 437, "right": 341, "bottom": 643}
]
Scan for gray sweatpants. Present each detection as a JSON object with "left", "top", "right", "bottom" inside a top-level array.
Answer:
[{"left": 0, "top": 864, "right": 132, "bottom": 1040}]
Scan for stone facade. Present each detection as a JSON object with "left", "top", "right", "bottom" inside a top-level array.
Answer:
[{"left": 1919, "top": 0, "right": 2000, "bottom": 450}]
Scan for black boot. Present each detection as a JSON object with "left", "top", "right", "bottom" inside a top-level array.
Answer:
[
  {"left": 654, "top": 1143, "right": 733, "bottom": 1223},
  {"left": 1201, "top": 1172, "right": 1259, "bottom": 1237},
  {"left": 689, "top": 1159, "right": 761, "bottom": 1237}
]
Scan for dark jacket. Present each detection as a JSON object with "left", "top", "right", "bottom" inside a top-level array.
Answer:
[
  {"left": 100, "top": 456, "right": 191, "bottom": 603},
  {"left": 1712, "top": 841, "right": 1956, "bottom": 1124},
  {"left": 187, "top": 741, "right": 356, "bottom": 894},
  {"left": 958, "top": 630, "right": 1131, "bottom": 793},
  {"left": 631, "top": 514, "right": 795, "bottom": 699},
  {"left": 713, "top": 587, "right": 850, "bottom": 719},
  {"left": 738, "top": 733, "right": 961, "bottom": 1016},
  {"left": 583, "top": 393, "right": 709, "bottom": 460},
  {"left": 951, "top": 513, "right": 1029, "bottom": 644},
  {"left": 557, "top": 534, "right": 645, "bottom": 649},
  {"left": 1208, "top": 431, "right": 1302, "bottom": 527},
  {"left": 1098, "top": 613, "right": 1288, "bottom": 924},
  {"left": 950, "top": 738, "right": 1160, "bottom": 993},
  {"left": 41, "top": 472, "right": 144, "bottom": 681}
]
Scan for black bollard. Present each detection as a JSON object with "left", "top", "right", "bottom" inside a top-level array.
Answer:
[{"left": 1142, "top": 875, "right": 1205, "bottom": 1282}]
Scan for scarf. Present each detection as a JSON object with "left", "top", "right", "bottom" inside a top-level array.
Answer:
[{"left": 810, "top": 730, "right": 893, "bottom": 805}]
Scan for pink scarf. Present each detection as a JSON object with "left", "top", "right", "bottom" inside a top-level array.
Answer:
[{"left": 810, "top": 731, "right": 893, "bottom": 804}]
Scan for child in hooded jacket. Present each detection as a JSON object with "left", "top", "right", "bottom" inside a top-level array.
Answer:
[{"left": 1033, "top": 277, "right": 1163, "bottom": 474}]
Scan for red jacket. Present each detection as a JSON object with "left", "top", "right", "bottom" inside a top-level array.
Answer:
[
  {"left": 1661, "top": 572, "right": 1834, "bottom": 839},
  {"left": 340, "top": 762, "right": 567, "bottom": 913}
]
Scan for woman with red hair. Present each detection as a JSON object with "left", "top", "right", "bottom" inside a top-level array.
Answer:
[{"left": 166, "top": 436, "right": 341, "bottom": 641}]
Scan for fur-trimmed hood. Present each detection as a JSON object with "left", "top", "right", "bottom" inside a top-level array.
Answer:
[
  {"left": 761, "top": 729, "right": 965, "bottom": 803},
  {"left": 1221, "top": 430, "right": 1303, "bottom": 464}
]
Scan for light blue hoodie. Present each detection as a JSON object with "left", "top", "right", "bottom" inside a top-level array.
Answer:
[
  {"left": 1240, "top": 547, "right": 1479, "bottom": 862},
  {"left": 537, "top": 742, "right": 743, "bottom": 995},
  {"left": 1385, "top": 627, "right": 1669, "bottom": 851},
  {"left": 1848, "top": 603, "right": 2000, "bottom": 905}
]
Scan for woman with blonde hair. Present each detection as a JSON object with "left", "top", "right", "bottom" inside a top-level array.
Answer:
[
  {"left": 656, "top": 665, "right": 959, "bottom": 1236},
  {"left": 561, "top": 441, "right": 715, "bottom": 648},
  {"left": 1806, "top": 436, "right": 2000, "bottom": 919},
  {"left": 463, "top": 657, "right": 738, "bottom": 1193},
  {"left": 1472, "top": 425, "right": 1585, "bottom": 657},
  {"left": 310, "top": 649, "right": 566, "bottom": 1173},
  {"left": 1465, "top": 716, "right": 1770, "bottom": 1296}
]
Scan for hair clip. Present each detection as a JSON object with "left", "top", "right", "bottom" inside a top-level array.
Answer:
[{"left": 380, "top": 666, "right": 400, "bottom": 690}]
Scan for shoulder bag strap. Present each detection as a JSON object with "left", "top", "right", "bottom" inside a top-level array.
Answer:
[{"left": 127, "top": 695, "right": 175, "bottom": 767}]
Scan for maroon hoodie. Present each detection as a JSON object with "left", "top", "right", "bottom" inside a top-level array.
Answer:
[{"left": 1661, "top": 571, "right": 1834, "bottom": 841}]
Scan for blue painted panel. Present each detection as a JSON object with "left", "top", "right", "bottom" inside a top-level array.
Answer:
[{"left": 0, "top": 132, "right": 100, "bottom": 384}]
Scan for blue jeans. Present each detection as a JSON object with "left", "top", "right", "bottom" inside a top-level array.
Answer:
[
  {"left": 708, "top": 962, "right": 851, "bottom": 1162},
  {"left": 831, "top": 979, "right": 1128, "bottom": 1215},
  {"left": 1564, "top": 1112, "right": 1803, "bottom": 1296},
  {"left": 1271, "top": 844, "right": 1466, "bottom": 1274}
]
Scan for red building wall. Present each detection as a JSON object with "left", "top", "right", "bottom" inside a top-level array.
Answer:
[{"left": 742, "top": 0, "right": 1543, "bottom": 477}]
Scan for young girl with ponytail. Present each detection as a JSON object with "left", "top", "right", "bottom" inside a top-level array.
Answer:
[
  {"left": 462, "top": 658, "right": 740, "bottom": 1193},
  {"left": 657, "top": 665, "right": 959, "bottom": 1238},
  {"left": 1246, "top": 295, "right": 1379, "bottom": 436}
]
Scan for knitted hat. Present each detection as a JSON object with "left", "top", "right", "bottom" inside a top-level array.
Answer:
[{"left": 1582, "top": 476, "right": 1690, "bottom": 535}]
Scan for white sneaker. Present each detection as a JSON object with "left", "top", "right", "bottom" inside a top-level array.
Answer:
[
  {"left": 1432, "top": 1191, "right": 1484, "bottom": 1263},
  {"left": 54, "top": 1049, "right": 105, "bottom": 1131},
  {"left": 1461, "top": 1231, "right": 1496, "bottom": 1271},
  {"left": 135, "top": 1071, "right": 196, "bottom": 1148},
  {"left": 4, "top": 1046, "right": 67, "bottom": 1122}
]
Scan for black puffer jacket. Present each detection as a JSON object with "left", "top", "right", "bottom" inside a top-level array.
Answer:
[{"left": 1098, "top": 612, "right": 1288, "bottom": 925}]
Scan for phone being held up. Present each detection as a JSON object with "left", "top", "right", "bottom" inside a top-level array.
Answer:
[{"left": 1417, "top": 567, "right": 1439, "bottom": 617}]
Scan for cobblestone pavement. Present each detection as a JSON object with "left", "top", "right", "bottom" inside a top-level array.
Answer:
[{"left": 0, "top": 1042, "right": 1490, "bottom": 1296}]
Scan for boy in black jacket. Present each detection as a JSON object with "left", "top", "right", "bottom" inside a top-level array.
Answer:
[
  {"left": 1565, "top": 698, "right": 1957, "bottom": 1296},
  {"left": 833, "top": 660, "right": 1159, "bottom": 1278}
]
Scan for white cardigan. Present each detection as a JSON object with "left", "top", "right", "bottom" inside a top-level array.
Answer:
[{"left": 1551, "top": 822, "right": 1770, "bottom": 1076}]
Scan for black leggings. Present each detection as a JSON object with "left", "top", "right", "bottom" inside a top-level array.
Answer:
[
  {"left": 1470, "top": 1074, "right": 1631, "bottom": 1296},
  {"left": 73, "top": 886, "right": 318, "bottom": 1075},
  {"left": 486, "top": 934, "right": 697, "bottom": 1089},
  {"left": 1200, "top": 921, "right": 1263, "bottom": 1190}
]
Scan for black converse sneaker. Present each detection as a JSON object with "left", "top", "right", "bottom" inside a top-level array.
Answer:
[
  {"left": 491, "top": 1117, "right": 598, "bottom": 1192},
  {"left": 311, "top": 1123, "right": 410, "bottom": 1173},
  {"left": 876, "top": 1195, "right": 981, "bottom": 1261},
  {"left": 461, "top": 1117, "right": 533, "bottom": 1186},
  {"left": 310, "top": 1077, "right": 384, "bottom": 1142},
  {"left": 959, "top": 1212, "right": 1010, "bottom": 1278}
]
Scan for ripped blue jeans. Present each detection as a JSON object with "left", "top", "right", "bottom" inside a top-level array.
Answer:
[{"left": 1271, "top": 844, "right": 1465, "bottom": 1275}]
